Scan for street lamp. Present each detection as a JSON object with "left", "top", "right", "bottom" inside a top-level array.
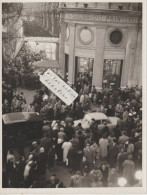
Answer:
[{"left": 118, "top": 177, "right": 127, "bottom": 187}]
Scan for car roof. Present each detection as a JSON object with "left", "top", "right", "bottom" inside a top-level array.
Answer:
[
  {"left": 84, "top": 112, "right": 108, "bottom": 121},
  {"left": 2, "top": 112, "right": 42, "bottom": 125}
]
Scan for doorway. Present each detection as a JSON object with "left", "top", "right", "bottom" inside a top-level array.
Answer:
[
  {"left": 75, "top": 57, "right": 94, "bottom": 84},
  {"left": 103, "top": 59, "right": 123, "bottom": 89}
]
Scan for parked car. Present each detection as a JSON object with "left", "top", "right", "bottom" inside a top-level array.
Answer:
[
  {"left": 2, "top": 112, "right": 43, "bottom": 141},
  {"left": 74, "top": 112, "right": 119, "bottom": 132}
]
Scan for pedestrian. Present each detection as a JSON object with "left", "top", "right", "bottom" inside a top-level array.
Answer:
[
  {"left": 91, "top": 176, "right": 103, "bottom": 187},
  {"left": 69, "top": 135, "right": 79, "bottom": 148},
  {"left": 15, "top": 155, "right": 26, "bottom": 187},
  {"left": 83, "top": 143, "right": 95, "bottom": 171},
  {"left": 62, "top": 139, "right": 72, "bottom": 163},
  {"left": 47, "top": 145, "right": 56, "bottom": 171},
  {"left": 122, "top": 154, "right": 135, "bottom": 185},
  {"left": 38, "top": 147, "right": 46, "bottom": 175},
  {"left": 58, "top": 127, "right": 66, "bottom": 142},
  {"left": 109, "top": 139, "right": 119, "bottom": 168},
  {"left": 56, "top": 139, "right": 63, "bottom": 164},
  {"left": 40, "top": 134, "right": 52, "bottom": 156},
  {"left": 99, "top": 134, "right": 108, "bottom": 161},
  {"left": 67, "top": 145, "right": 79, "bottom": 172},
  {"left": 90, "top": 141, "right": 99, "bottom": 163},
  {"left": 117, "top": 148, "right": 128, "bottom": 175},
  {"left": 70, "top": 171, "right": 83, "bottom": 187},
  {"left": 82, "top": 169, "right": 91, "bottom": 187},
  {"left": 108, "top": 168, "right": 119, "bottom": 187},
  {"left": 89, "top": 166, "right": 103, "bottom": 184},
  {"left": 100, "top": 163, "right": 108, "bottom": 187},
  {"left": 46, "top": 173, "right": 64, "bottom": 188}
]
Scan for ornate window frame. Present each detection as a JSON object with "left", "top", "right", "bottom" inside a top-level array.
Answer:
[
  {"left": 108, "top": 28, "right": 124, "bottom": 47},
  {"left": 78, "top": 26, "right": 94, "bottom": 45}
]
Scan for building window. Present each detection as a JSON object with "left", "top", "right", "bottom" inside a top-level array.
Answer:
[
  {"left": 66, "top": 26, "right": 70, "bottom": 41},
  {"left": 109, "top": 30, "right": 123, "bottom": 45},
  {"left": 79, "top": 26, "right": 94, "bottom": 45}
]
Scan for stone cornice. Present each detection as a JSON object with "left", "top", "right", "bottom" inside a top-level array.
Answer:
[{"left": 58, "top": 8, "right": 142, "bottom": 17}]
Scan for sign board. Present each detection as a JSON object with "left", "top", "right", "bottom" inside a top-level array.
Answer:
[{"left": 40, "top": 69, "right": 78, "bottom": 106}]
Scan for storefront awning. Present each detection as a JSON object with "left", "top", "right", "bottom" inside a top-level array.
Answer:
[{"left": 32, "top": 60, "right": 60, "bottom": 68}]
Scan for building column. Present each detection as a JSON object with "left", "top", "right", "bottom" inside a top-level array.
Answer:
[
  {"left": 59, "top": 20, "right": 66, "bottom": 77},
  {"left": 67, "top": 23, "right": 76, "bottom": 85},
  {"left": 121, "top": 27, "right": 138, "bottom": 88},
  {"left": 92, "top": 26, "right": 107, "bottom": 90},
  {"left": 133, "top": 27, "right": 142, "bottom": 86}
]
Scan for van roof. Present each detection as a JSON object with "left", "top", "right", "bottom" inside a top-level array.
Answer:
[{"left": 2, "top": 112, "right": 42, "bottom": 125}]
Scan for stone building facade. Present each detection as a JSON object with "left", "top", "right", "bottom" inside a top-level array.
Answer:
[{"left": 58, "top": 2, "right": 142, "bottom": 89}]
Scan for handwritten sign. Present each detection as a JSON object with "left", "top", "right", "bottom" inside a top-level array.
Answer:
[{"left": 40, "top": 69, "right": 78, "bottom": 106}]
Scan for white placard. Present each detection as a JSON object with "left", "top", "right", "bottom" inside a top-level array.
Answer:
[{"left": 40, "top": 69, "right": 78, "bottom": 106}]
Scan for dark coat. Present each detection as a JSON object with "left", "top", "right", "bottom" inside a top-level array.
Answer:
[
  {"left": 40, "top": 136, "right": 52, "bottom": 154},
  {"left": 100, "top": 167, "right": 108, "bottom": 187},
  {"left": 38, "top": 152, "right": 46, "bottom": 175},
  {"left": 109, "top": 144, "right": 119, "bottom": 168},
  {"left": 48, "top": 148, "right": 55, "bottom": 167}
]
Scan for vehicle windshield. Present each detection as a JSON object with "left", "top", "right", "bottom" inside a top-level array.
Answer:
[
  {"left": 82, "top": 116, "right": 90, "bottom": 125},
  {"left": 102, "top": 119, "right": 111, "bottom": 124}
]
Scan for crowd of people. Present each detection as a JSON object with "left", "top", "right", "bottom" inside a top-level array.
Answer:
[{"left": 2, "top": 48, "right": 142, "bottom": 188}]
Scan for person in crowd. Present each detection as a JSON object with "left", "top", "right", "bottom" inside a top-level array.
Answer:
[
  {"left": 56, "top": 138, "right": 63, "bottom": 164},
  {"left": 80, "top": 156, "right": 90, "bottom": 174},
  {"left": 99, "top": 134, "right": 108, "bottom": 161},
  {"left": 62, "top": 139, "right": 72, "bottom": 164},
  {"left": 82, "top": 169, "right": 91, "bottom": 187},
  {"left": 108, "top": 168, "right": 119, "bottom": 187},
  {"left": 38, "top": 147, "right": 46, "bottom": 175},
  {"left": 40, "top": 134, "right": 52, "bottom": 157},
  {"left": 83, "top": 143, "right": 95, "bottom": 171},
  {"left": 46, "top": 173, "right": 64, "bottom": 188},
  {"left": 67, "top": 144, "right": 80, "bottom": 172},
  {"left": 122, "top": 154, "right": 135, "bottom": 185},
  {"left": 27, "top": 103, "right": 35, "bottom": 112},
  {"left": 15, "top": 155, "right": 26, "bottom": 187},
  {"left": 108, "top": 139, "right": 119, "bottom": 168},
  {"left": 70, "top": 171, "right": 83, "bottom": 187},
  {"left": 58, "top": 127, "right": 66, "bottom": 143},
  {"left": 69, "top": 135, "right": 79, "bottom": 148},
  {"left": 47, "top": 145, "right": 56, "bottom": 172},
  {"left": 90, "top": 176, "right": 103, "bottom": 187},
  {"left": 100, "top": 162, "right": 108, "bottom": 187},
  {"left": 90, "top": 141, "right": 99, "bottom": 163},
  {"left": 117, "top": 148, "right": 128, "bottom": 175}
]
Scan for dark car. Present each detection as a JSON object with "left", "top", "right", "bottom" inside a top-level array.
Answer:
[{"left": 2, "top": 112, "right": 43, "bottom": 141}]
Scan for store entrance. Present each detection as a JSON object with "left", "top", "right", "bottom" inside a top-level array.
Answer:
[
  {"left": 75, "top": 57, "right": 94, "bottom": 84},
  {"left": 103, "top": 59, "right": 123, "bottom": 89}
]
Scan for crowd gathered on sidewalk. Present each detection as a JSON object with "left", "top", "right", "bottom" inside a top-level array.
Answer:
[{"left": 2, "top": 48, "right": 142, "bottom": 188}]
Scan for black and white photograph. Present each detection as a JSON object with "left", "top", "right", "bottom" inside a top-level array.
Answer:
[{"left": 1, "top": 0, "right": 146, "bottom": 193}]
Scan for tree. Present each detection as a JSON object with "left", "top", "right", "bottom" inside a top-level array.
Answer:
[{"left": 2, "top": 3, "right": 24, "bottom": 61}]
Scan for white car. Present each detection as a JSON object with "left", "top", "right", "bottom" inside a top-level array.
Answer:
[{"left": 74, "top": 112, "right": 119, "bottom": 131}]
